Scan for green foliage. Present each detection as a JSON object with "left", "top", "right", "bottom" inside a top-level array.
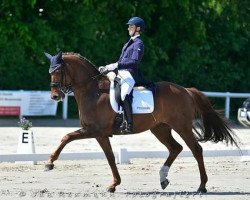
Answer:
[{"left": 0, "top": 0, "right": 249, "bottom": 117}]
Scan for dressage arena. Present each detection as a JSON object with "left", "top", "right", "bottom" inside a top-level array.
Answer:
[{"left": 0, "top": 120, "right": 249, "bottom": 200}]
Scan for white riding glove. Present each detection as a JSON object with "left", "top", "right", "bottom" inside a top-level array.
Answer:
[
  {"left": 98, "top": 66, "right": 106, "bottom": 73},
  {"left": 105, "top": 62, "right": 118, "bottom": 71},
  {"left": 99, "top": 63, "right": 118, "bottom": 73}
]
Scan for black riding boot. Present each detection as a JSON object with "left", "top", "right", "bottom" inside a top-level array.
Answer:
[{"left": 122, "top": 95, "right": 133, "bottom": 134}]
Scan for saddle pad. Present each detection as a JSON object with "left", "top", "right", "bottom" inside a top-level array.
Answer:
[
  {"left": 109, "top": 85, "right": 154, "bottom": 114},
  {"left": 132, "top": 87, "right": 154, "bottom": 113}
]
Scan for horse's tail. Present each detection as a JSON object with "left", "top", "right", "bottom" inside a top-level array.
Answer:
[{"left": 187, "top": 87, "right": 239, "bottom": 147}]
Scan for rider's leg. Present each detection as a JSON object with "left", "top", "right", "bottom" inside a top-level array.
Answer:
[
  {"left": 118, "top": 70, "right": 135, "bottom": 134},
  {"left": 119, "top": 70, "right": 135, "bottom": 101},
  {"left": 122, "top": 94, "right": 133, "bottom": 133}
]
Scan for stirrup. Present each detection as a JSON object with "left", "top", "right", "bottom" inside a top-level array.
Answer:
[
  {"left": 121, "top": 123, "right": 133, "bottom": 134},
  {"left": 120, "top": 119, "right": 127, "bottom": 130},
  {"left": 121, "top": 128, "right": 133, "bottom": 134}
]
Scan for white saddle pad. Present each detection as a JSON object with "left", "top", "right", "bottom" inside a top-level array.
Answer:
[
  {"left": 131, "top": 87, "right": 154, "bottom": 113},
  {"left": 107, "top": 72, "right": 154, "bottom": 114},
  {"left": 111, "top": 87, "right": 154, "bottom": 114}
]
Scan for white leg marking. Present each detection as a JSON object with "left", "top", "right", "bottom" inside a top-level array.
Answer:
[{"left": 159, "top": 165, "right": 170, "bottom": 183}]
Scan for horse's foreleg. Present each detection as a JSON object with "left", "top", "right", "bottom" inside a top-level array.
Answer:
[
  {"left": 96, "top": 137, "right": 121, "bottom": 193},
  {"left": 151, "top": 123, "right": 183, "bottom": 190},
  {"left": 45, "top": 129, "right": 89, "bottom": 171}
]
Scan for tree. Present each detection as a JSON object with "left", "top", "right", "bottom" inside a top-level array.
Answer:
[{"left": 0, "top": 0, "right": 249, "bottom": 117}]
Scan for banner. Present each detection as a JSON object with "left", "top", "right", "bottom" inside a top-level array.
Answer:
[{"left": 0, "top": 91, "right": 58, "bottom": 116}]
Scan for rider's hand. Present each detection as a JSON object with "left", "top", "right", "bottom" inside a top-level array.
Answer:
[
  {"left": 98, "top": 66, "right": 106, "bottom": 73},
  {"left": 105, "top": 63, "right": 118, "bottom": 71}
]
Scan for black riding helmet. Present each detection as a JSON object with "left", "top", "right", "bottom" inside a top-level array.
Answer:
[{"left": 126, "top": 17, "right": 145, "bottom": 32}]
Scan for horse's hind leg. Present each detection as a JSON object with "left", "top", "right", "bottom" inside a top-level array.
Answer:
[
  {"left": 150, "top": 123, "right": 183, "bottom": 189},
  {"left": 96, "top": 137, "right": 121, "bottom": 193},
  {"left": 177, "top": 126, "right": 208, "bottom": 193}
]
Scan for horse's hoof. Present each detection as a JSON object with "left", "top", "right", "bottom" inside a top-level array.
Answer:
[
  {"left": 197, "top": 187, "right": 207, "bottom": 193},
  {"left": 44, "top": 164, "right": 54, "bottom": 171},
  {"left": 160, "top": 179, "right": 169, "bottom": 190},
  {"left": 107, "top": 187, "right": 116, "bottom": 193}
]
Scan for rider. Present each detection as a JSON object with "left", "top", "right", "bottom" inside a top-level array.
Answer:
[{"left": 99, "top": 16, "right": 145, "bottom": 134}]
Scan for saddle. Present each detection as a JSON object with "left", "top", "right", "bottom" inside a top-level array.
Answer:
[
  {"left": 98, "top": 72, "right": 155, "bottom": 134},
  {"left": 98, "top": 72, "right": 155, "bottom": 114}
]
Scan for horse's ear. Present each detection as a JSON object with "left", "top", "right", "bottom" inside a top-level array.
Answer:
[
  {"left": 59, "top": 51, "right": 62, "bottom": 57},
  {"left": 56, "top": 51, "right": 63, "bottom": 59},
  {"left": 44, "top": 52, "right": 52, "bottom": 60}
]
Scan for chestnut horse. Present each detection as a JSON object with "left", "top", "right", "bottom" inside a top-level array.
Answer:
[{"left": 44, "top": 52, "right": 238, "bottom": 193}]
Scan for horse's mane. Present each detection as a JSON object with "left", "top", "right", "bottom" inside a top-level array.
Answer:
[{"left": 63, "top": 52, "right": 100, "bottom": 74}]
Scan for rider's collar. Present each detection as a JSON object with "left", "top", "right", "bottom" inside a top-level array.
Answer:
[{"left": 131, "top": 34, "right": 140, "bottom": 40}]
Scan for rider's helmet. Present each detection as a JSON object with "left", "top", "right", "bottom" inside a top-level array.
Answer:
[
  {"left": 238, "top": 98, "right": 250, "bottom": 127},
  {"left": 126, "top": 17, "right": 145, "bottom": 31}
]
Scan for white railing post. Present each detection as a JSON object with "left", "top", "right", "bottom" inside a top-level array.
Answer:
[
  {"left": 63, "top": 94, "right": 68, "bottom": 119},
  {"left": 118, "top": 148, "right": 130, "bottom": 164},
  {"left": 225, "top": 93, "right": 230, "bottom": 119}
]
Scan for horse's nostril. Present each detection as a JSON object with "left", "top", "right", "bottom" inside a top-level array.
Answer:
[{"left": 51, "top": 94, "right": 59, "bottom": 100}]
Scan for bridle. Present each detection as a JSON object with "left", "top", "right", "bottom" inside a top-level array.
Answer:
[{"left": 50, "top": 60, "right": 103, "bottom": 94}]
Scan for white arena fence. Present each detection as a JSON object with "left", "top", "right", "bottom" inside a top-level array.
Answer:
[
  {"left": 0, "top": 90, "right": 249, "bottom": 119},
  {"left": 62, "top": 92, "right": 250, "bottom": 119},
  {"left": 1, "top": 148, "right": 250, "bottom": 164}
]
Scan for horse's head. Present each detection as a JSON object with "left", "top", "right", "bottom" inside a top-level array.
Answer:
[
  {"left": 44, "top": 51, "right": 71, "bottom": 101},
  {"left": 45, "top": 52, "right": 101, "bottom": 101}
]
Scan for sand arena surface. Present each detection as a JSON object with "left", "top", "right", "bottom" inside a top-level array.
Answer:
[
  {"left": 0, "top": 119, "right": 249, "bottom": 199},
  {"left": 0, "top": 157, "right": 249, "bottom": 200}
]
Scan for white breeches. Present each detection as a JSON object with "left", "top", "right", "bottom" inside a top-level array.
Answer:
[{"left": 117, "top": 70, "right": 135, "bottom": 101}]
